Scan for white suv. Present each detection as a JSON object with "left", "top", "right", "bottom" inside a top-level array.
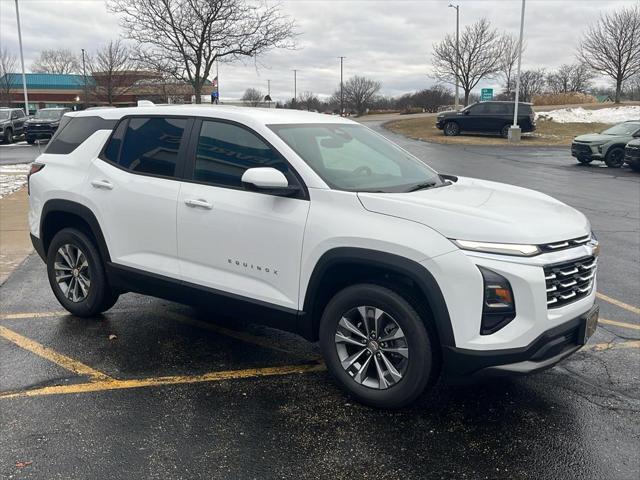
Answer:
[{"left": 28, "top": 105, "right": 599, "bottom": 408}]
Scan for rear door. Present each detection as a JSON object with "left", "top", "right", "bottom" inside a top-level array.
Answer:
[
  {"left": 84, "top": 116, "right": 191, "bottom": 279},
  {"left": 176, "top": 118, "right": 309, "bottom": 310}
]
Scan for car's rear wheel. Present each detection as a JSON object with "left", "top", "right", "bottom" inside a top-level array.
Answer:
[
  {"left": 47, "top": 228, "right": 119, "bottom": 317},
  {"left": 3, "top": 128, "right": 13, "bottom": 144},
  {"left": 501, "top": 125, "right": 510, "bottom": 138},
  {"left": 443, "top": 121, "right": 460, "bottom": 136},
  {"left": 319, "top": 284, "right": 436, "bottom": 408},
  {"left": 577, "top": 156, "right": 593, "bottom": 164},
  {"left": 604, "top": 147, "right": 624, "bottom": 168}
]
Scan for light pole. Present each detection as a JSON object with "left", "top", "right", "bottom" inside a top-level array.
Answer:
[
  {"left": 267, "top": 79, "right": 271, "bottom": 108},
  {"left": 339, "top": 56, "right": 346, "bottom": 116},
  {"left": 292, "top": 69, "right": 298, "bottom": 107},
  {"left": 509, "top": 0, "right": 526, "bottom": 143},
  {"left": 448, "top": 4, "right": 459, "bottom": 110},
  {"left": 81, "top": 48, "right": 88, "bottom": 109},
  {"left": 14, "top": 0, "right": 29, "bottom": 114}
]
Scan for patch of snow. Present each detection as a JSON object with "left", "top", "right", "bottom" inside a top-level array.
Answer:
[
  {"left": 0, "top": 163, "right": 31, "bottom": 199},
  {"left": 536, "top": 106, "right": 640, "bottom": 124}
]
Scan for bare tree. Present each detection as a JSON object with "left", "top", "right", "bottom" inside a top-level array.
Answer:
[
  {"left": 109, "top": 0, "right": 295, "bottom": 104},
  {"left": 499, "top": 34, "right": 524, "bottom": 97},
  {"left": 90, "top": 40, "right": 141, "bottom": 105},
  {"left": 337, "top": 76, "right": 381, "bottom": 115},
  {"left": 298, "top": 91, "right": 320, "bottom": 111},
  {"left": 31, "top": 49, "right": 81, "bottom": 74},
  {"left": 518, "top": 69, "right": 546, "bottom": 102},
  {"left": 432, "top": 19, "right": 505, "bottom": 106},
  {"left": 242, "top": 87, "right": 264, "bottom": 107},
  {"left": 0, "top": 48, "right": 17, "bottom": 107},
  {"left": 547, "top": 64, "right": 593, "bottom": 94},
  {"left": 578, "top": 5, "right": 640, "bottom": 103},
  {"left": 626, "top": 73, "right": 640, "bottom": 101}
]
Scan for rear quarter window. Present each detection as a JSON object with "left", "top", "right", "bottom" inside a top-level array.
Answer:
[{"left": 46, "top": 116, "right": 117, "bottom": 155}]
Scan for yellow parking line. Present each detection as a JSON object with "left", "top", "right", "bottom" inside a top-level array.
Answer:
[
  {"left": 0, "top": 362, "right": 326, "bottom": 400},
  {"left": 599, "top": 318, "right": 640, "bottom": 330},
  {"left": 597, "top": 292, "right": 640, "bottom": 315},
  {"left": 0, "top": 326, "right": 112, "bottom": 381},
  {"left": 0, "top": 307, "right": 138, "bottom": 321},
  {"left": 585, "top": 340, "right": 640, "bottom": 352}
]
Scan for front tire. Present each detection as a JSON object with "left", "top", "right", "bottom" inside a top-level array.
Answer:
[
  {"left": 26, "top": 137, "right": 35, "bottom": 145},
  {"left": 319, "top": 284, "right": 436, "bottom": 408},
  {"left": 443, "top": 121, "right": 460, "bottom": 136},
  {"left": 46, "top": 228, "right": 118, "bottom": 317},
  {"left": 629, "top": 160, "right": 640, "bottom": 172},
  {"left": 3, "top": 128, "right": 13, "bottom": 144},
  {"left": 604, "top": 147, "right": 624, "bottom": 168}
]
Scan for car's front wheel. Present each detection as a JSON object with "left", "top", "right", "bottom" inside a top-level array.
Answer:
[
  {"left": 443, "top": 121, "right": 460, "bottom": 136},
  {"left": 3, "top": 128, "right": 13, "bottom": 144},
  {"left": 26, "top": 137, "right": 35, "bottom": 145},
  {"left": 46, "top": 228, "right": 119, "bottom": 317},
  {"left": 319, "top": 284, "right": 436, "bottom": 408},
  {"left": 604, "top": 147, "right": 625, "bottom": 168}
]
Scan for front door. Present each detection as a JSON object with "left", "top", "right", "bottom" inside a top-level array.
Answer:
[{"left": 177, "top": 119, "right": 309, "bottom": 311}]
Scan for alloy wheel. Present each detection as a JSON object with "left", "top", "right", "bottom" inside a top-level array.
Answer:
[
  {"left": 334, "top": 306, "right": 409, "bottom": 390},
  {"left": 54, "top": 244, "right": 91, "bottom": 303}
]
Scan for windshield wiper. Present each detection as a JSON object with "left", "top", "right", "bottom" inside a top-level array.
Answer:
[{"left": 406, "top": 181, "right": 437, "bottom": 192}]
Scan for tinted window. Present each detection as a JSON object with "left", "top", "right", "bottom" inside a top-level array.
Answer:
[
  {"left": 485, "top": 103, "right": 510, "bottom": 115},
  {"left": 102, "top": 120, "right": 127, "bottom": 163},
  {"left": 469, "top": 103, "right": 488, "bottom": 114},
  {"left": 46, "top": 117, "right": 117, "bottom": 155},
  {"left": 118, "top": 117, "right": 186, "bottom": 177},
  {"left": 194, "top": 120, "right": 289, "bottom": 188}
]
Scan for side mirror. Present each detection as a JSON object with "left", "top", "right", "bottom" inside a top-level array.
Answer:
[{"left": 241, "top": 167, "right": 300, "bottom": 196}]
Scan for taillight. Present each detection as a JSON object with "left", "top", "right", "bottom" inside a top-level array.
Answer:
[{"left": 27, "top": 163, "right": 45, "bottom": 195}]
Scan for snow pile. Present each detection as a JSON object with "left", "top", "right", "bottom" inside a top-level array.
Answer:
[
  {"left": 0, "top": 163, "right": 31, "bottom": 198},
  {"left": 536, "top": 106, "right": 640, "bottom": 124}
]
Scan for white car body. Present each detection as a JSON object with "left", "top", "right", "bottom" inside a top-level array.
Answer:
[{"left": 28, "top": 105, "right": 598, "bottom": 385}]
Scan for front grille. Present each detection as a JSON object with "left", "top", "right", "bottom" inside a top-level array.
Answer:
[
  {"left": 571, "top": 143, "right": 592, "bottom": 155},
  {"left": 544, "top": 256, "right": 596, "bottom": 308},
  {"left": 28, "top": 124, "right": 55, "bottom": 132},
  {"left": 539, "top": 234, "right": 591, "bottom": 253},
  {"left": 625, "top": 145, "right": 640, "bottom": 158}
]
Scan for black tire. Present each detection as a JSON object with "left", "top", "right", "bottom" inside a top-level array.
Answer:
[
  {"left": 501, "top": 125, "right": 510, "bottom": 138},
  {"left": 443, "top": 121, "right": 460, "bottom": 136},
  {"left": 629, "top": 160, "right": 640, "bottom": 173},
  {"left": 3, "top": 128, "right": 13, "bottom": 144},
  {"left": 577, "top": 156, "right": 593, "bottom": 164},
  {"left": 46, "top": 228, "right": 118, "bottom": 317},
  {"left": 319, "top": 283, "right": 436, "bottom": 409},
  {"left": 26, "top": 137, "right": 35, "bottom": 145},
  {"left": 604, "top": 147, "right": 624, "bottom": 168}
]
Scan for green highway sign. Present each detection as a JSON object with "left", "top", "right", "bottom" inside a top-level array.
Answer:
[{"left": 481, "top": 88, "right": 493, "bottom": 101}]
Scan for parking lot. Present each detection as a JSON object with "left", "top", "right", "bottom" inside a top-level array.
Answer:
[{"left": 1, "top": 135, "right": 639, "bottom": 479}]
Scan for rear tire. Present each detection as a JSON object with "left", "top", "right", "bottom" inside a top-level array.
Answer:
[
  {"left": 319, "top": 283, "right": 436, "bottom": 409},
  {"left": 604, "top": 147, "right": 624, "bottom": 168},
  {"left": 443, "top": 121, "right": 460, "bottom": 136},
  {"left": 501, "top": 125, "right": 510, "bottom": 138},
  {"left": 46, "top": 228, "right": 119, "bottom": 317}
]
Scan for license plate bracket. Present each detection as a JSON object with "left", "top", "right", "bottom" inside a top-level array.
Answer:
[{"left": 579, "top": 306, "right": 599, "bottom": 345}]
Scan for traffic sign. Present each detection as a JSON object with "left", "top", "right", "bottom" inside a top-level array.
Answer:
[{"left": 481, "top": 88, "right": 493, "bottom": 101}]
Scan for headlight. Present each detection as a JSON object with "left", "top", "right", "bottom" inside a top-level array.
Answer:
[
  {"left": 452, "top": 239, "right": 540, "bottom": 257},
  {"left": 597, "top": 144, "right": 604, "bottom": 153},
  {"left": 478, "top": 267, "right": 516, "bottom": 335}
]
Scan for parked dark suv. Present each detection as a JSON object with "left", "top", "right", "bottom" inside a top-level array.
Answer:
[
  {"left": 625, "top": 138, "right": 640, "bottom": 172},
  {"left": 436, "top": 101, "right": 536, "bottom": 138},
  {"left": 0, "top": 107, "right": 28, "bottom": 144},
  {"left": 25, "top": 108, "right": 71, "bottom": 144}
]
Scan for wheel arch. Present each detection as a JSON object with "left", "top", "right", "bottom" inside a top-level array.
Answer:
[
  {"left": 299, "top": 247, "right": 455, "bottom": 348},
  {"left": 39, "top": 199, "right": 110, "bottom": 262}
]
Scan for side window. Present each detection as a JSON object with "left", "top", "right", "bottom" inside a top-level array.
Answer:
[
  {"left": 470, "top": 104, "right": 487, "bottom": 115},
  {"left": 194, "top": 120, "right": 290, "bottom": 188},
  {"left": 117, "top": 117, "right": 186, "bottom": 178},
  {"left": 102, "top": 120, "right": 127, "bottom": 163},
  {"left": 46, "top": 117, "right": 117, "bottom": 155}
]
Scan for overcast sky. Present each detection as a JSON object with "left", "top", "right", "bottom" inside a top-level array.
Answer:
[{"left": 0, "top": 0, "right": 634, "bottom": 101}]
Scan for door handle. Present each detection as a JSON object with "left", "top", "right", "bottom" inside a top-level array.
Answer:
[
  {"left": 184, "top": 198, "right": 213, "bottom": 210},
  {"left": 91, "top": 179, "right": 114, "bottom": 190}
]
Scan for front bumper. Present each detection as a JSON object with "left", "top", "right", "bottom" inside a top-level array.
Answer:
[
  {"left": 571, "top": 143, "right": 603, "bottom": 160},
  {"left": 624, "top": 147, "right": 640, "bottom": 165},
  {"left": 443, "top": 304, "right": 598, "bottom": 378},
  {"left": 26, "top": 130, "right": 56, "bottom": 140}
]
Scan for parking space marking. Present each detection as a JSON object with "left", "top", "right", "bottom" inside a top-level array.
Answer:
[
  {"left": 599, "top": 318, "right": 640, "bottom": 330},
  {"left": 0, "top": 325, "right": 112, "bottom": 381},
  {"left": 597, "top": 292, "right": 640, "bottom": 315},
  {"left": 585, "top": 340, "right": 640, "bottom": 352},
  {"left": 0, "top": 362, "right": 326, "bottom": 400},
  {"left": 0, "top": 307, "right": 139, "bottom": 321}
]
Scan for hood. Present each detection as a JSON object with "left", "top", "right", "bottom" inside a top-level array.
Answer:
[
  {"left": 438, "top": 110, "right": 459, "bottom": 117},
  {"left": 574, "top": 133, "right": 626, "bottom": 143},
  {"left": 26, "top": 118, "right": 59, "bottom": 124},
  {"left": 357, "top": 177, "right": 590, "bottom": 245}
]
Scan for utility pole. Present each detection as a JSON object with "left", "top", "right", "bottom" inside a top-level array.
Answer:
[
  {"left": 292, "top": 69, "right": 298, "bottom": 107},
  {"left": 339, "top": 56, "right": 346, "bottom": 116},
  {"left": 81, "top": 48, "right": 88, "bottom": 109},
  {"left": 509, "top": 0, "right": 526, "bottom": 143},
  {"left": 267, "top": 79, "right": 271, "bottom": 108},
  {"left": 14, "top": 0, "right": 29, "bottom": 114},
  {"left": 216, "top": 60, "right": 220, "bottom": 103},
  {"left": 448, "top": 4, "right": 460, "bottom": 110}
]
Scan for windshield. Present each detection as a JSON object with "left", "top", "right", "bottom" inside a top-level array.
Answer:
[
  {"left": 34, "top": 110, "right": 64, "bottom": 120},
  {"left": 0, "top": 111, "right": 10, "bottom": 120},
  {"left": 270, "top": 123, "right": 442, "bottom": 192},
  {"left": 602, "top": 123, "right": 640, "bottom": 136}
]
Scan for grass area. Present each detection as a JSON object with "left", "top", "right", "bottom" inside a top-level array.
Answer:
[{"left": 385, "top": 117, "right": 611, "bottom": 147}]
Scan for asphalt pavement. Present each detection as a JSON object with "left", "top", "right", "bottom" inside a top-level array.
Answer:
[{"left": 1, "top": 135, "right": 639, "bottom": 479}]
